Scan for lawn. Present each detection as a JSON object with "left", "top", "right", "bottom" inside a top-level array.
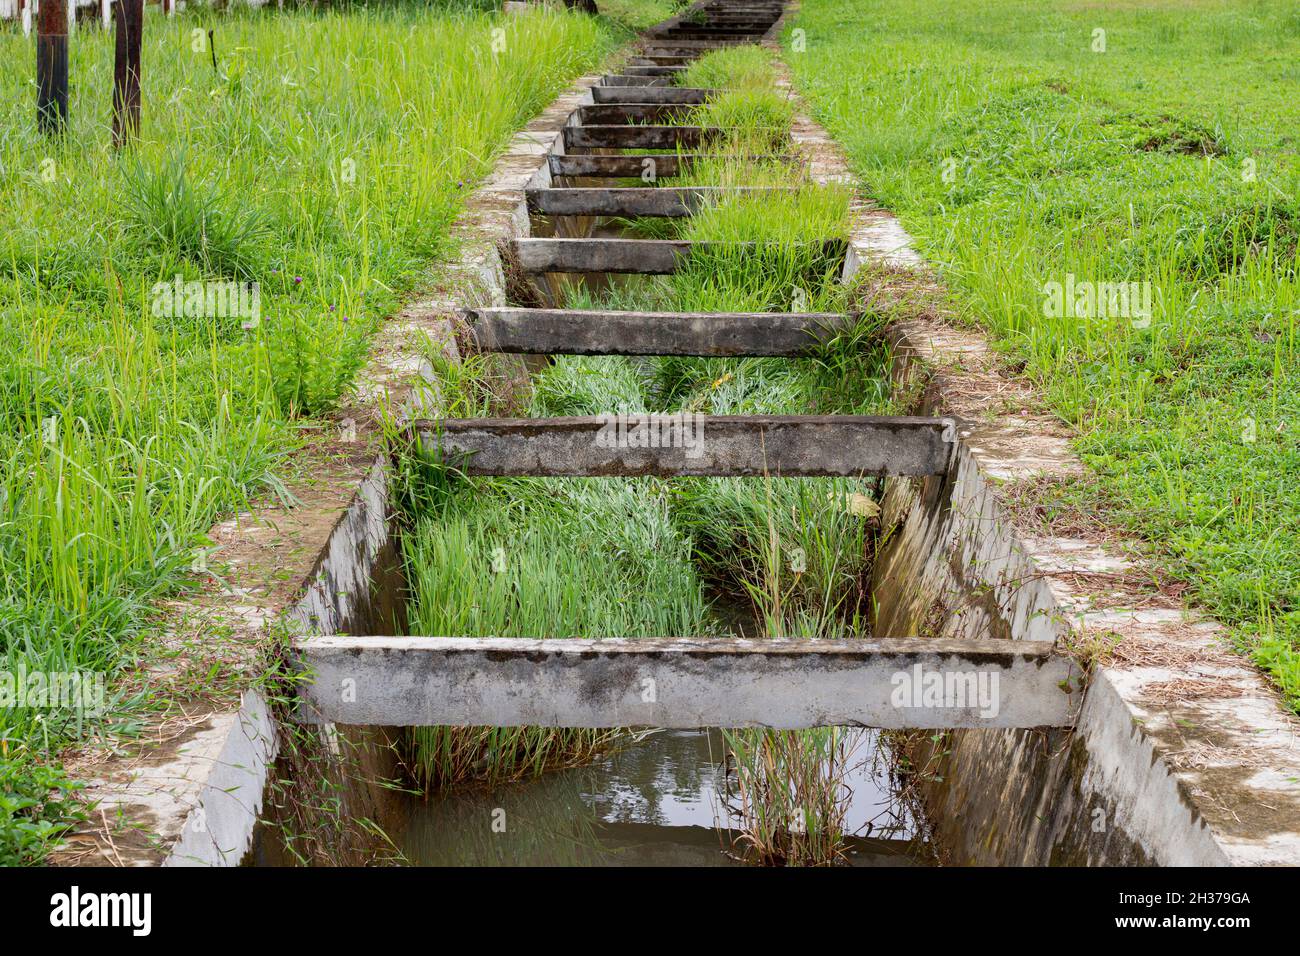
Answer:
[
  {"left": 784, "top": 0, "right": 1300, "bottom": 707},
  {"left": 0, "top": 0, "right": 642, "bottom": 865}
]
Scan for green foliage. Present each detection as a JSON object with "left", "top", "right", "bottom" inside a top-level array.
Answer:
[
  {"left": 121, "top": 155, "right": 273, "bottom": 280},
  {"left": 0, "top": 1, "right": 624, "bottom": 864},
  {"left": 679, "top": 45, "right": 778, "bottom": 91},
  {"left": 0, "top": 756, "right": 85, "bottom": 867},
  {"left": 787, "top": 0, "right": 1300, "bottom": 704}
]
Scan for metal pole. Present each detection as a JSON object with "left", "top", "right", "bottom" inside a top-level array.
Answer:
[
  {"left": 111, "top": 0, "right": 143, "bottom": 147},
  {"left": 36, "top": 0, "right": 69, "bottom": 137}
]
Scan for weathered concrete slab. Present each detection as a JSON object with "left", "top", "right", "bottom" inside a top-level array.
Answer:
[
  {"left": 410, "top": 414, "right": 954, "bottom": 477},
  {"left": 513, "top": 237, "right": 844, "bottom": 274},
  {"left": 564, "top": 124, "right": 713, "bottom": 150},
  {"left": 640, "top": 43, "right": 741, "bottom": 55},
  {"left": 514, "top": 237, "right": 693, "bottom": 273},
  {"left": 294, "top": 636, "right": 1081, "bottom": 729},
  {"left": 526, "top": 186, "right": 792, "bottom": 218},
  {"left": 548, "top": 152, "right": 787, "bottom": 178},
  {"left": 620, "top": 65, "right": 688, "bottom": 76},
  {"left": 598, "top": 74, "right": 675, "bottom": 87},
  {"left": 578, "top": 104, "right": 697, "bottom": 125},
  {"left": 591, "top": 85, "right": 714, "bottom": 104},
  {"left": 629, "top": 54, "right": 694, "bottom": 66},
  {"left": 660, "top": 30, "right": 767, "bottom": 39},
  {"left": 463, "top": 307, "right": 851, "bottom": 356}
]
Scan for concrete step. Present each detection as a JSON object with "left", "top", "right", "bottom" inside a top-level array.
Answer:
[
  {"left": 461, "top": 307, "right": 852, "bottom": 356},
  {"left": 410, "top": 414, "right": 953, "bottom": 478},
  {"left": 639, "top": 41, "right": 747, "bottom": 52},
  {"left": 591, "top": 86, "right": 714, "bottom": 104},
  {"left": 578, "top": 103, "right": 697, "bottom": 125},
  {"left": 600, "top": 74, "right": 675, "bottom": 87},
  {"left": 564, "top": 125, "right": 717, "bottom": 150},
  {"left": 629, "top": 55, "right": 695, "bottom": 66},
  {"left": 294, "top": 636, "right": 1081, "bottom": 729},
  {"left": 525, "top": 185, "right": 793, "bottom": 218},
  {"left": 547, "top": 152, "right": 787, "bottom": 178},
  {"left": 660, "top": 29, "right": 769, "bottom": 38},
  {"left": 512, "top": 237, "right": 842, "bottom": 274},
  {"left": 619, "top": 65, "right": 688, "bottom": 76}
]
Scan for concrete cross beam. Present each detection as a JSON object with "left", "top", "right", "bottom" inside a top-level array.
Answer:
[
  {"left": 577, "top": 103, "right": 698, "bottom": 125},
  {"left": 461, "top": 307, "right": 853, "bottom": 356},
  {"left": 590, "top": 85, "right": 715, "bottom": 104},
  {"left": 293, "top": 636, "right": 1082, "bottom": 729},
  {"left": 547, "top": 153, "right": 788, "bottom": 177},
  {"left": 511, "top": 238, "right": 844, "bottom": 274},
  {"left": 629, "top": 54, "right": 695, "bottom": 66},
  {"left": 615, "top": 64, "right": 688, "bottom": 76},
  {"left": 563, "top": 124, "right": 715, "bottom": 150},
  {"left": 526, "top": 185, "right": 794, "bottom": 218},
  {"left": 640, "top": 43, "right": 743, "bottom": 54},
  {"left": 408, "top": 414, "right": 955, "bottom": 478},
  {"left": 596, "top": 74, "right": 676, "bottom": 87}
]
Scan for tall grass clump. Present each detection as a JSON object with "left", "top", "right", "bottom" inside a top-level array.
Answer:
[
  {"left": 724, "top": 727, "right": 868, "bottom": 866},
  {"left": 400, "top": 357, "right": 716, "bottom": 792},
  {"left": 678, "top": 44, "right": 779, "bottom": 91}
]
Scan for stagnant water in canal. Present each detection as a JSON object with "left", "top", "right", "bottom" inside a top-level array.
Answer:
[{"left": 388, "top": 729, "right": 935, "bottom": 866}]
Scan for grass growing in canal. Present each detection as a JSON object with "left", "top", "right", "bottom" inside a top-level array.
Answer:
[
  {"left": 543, "top": 112, "right": 892, "bottom": 865},
  {"left": 724, "top": 726, "right": 867, "bottom": 866},
  {"left": 784, "top": 0, "right": 1300, "bottom": 706},
  {"left": 678, "top": 44, "right": 779, "bottom": 91},
  {"left": 400, "top": 359, "right": 716, "bottom": 791},
  {"left": 399, "top": 39, "right": 895, "bottom": 864},
  {"left": 0, "top": 2, "right": 633, "bottom": 864}
]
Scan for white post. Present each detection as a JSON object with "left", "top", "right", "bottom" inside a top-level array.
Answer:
[
  {"left": 22, "top": 0, "right": 33, "bottom": 37},
  {"left": 66, "top": 0, "right": 74, "bottom": 32},
  {"left": 100, "top": 0, "right": 109, "bottom": 29}
]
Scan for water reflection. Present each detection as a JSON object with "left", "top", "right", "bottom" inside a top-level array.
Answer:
[{"left": 396, "top": 729, "right": 934, "bottom": 866}]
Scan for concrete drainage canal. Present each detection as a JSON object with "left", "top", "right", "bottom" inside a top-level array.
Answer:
[{"left": 239, "top": 0, "right": 1297, "bottom": 869}]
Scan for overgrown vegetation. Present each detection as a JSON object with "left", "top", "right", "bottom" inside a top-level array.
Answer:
[
  {"left": 786, "top": 0, "right": 1300, "bottom": 706},
  {"left": 401, "top": 45, "right": 895, "bottom": 863},
  {"left": 0, "top": 2, "right": 631, "bottom": 865},
  {"left": 255, "top": 627, "right": 408, "bottom": 866}
]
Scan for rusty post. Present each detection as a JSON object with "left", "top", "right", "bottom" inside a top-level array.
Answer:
[
  {"left": 112, "top": 0, "right": 144, "bottom": 147},
  {"left": 37, "top": 0, "right": 70, "bottom": 137}
]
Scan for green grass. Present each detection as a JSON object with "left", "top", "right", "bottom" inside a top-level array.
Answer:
[
  {"left": 723, "top": 726, "right": 865, "bottom": 866},
  {"left": 597, "top": 0, "right": 688, "bottom": 31},
  {"left": 786, "top": 0, "right": 1300, "bottom": 706},
  {"left": 0, "top": 1, "right": 632, "bottom": 864},
  {"left": 401, "top": 358, "right": 716, "bottom": 792},
  {"left": 678, "top": 44, "right": 779, "bottom": 91},
  {"left": 400, "top": 481, "right": 714, "bottom": 791}
]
